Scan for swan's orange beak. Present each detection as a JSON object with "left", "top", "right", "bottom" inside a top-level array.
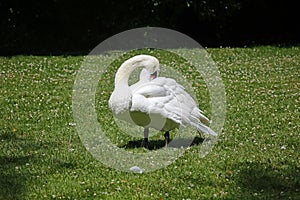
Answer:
[{"left": 150, "top": 71, "right": 157, "bottom": 80}]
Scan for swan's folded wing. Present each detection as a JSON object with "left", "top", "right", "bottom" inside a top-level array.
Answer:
[
  {"left": 131, "top": 82, "right": 167, "bottom": 97},
  {"left": 130, "top": 79, "right": 189, "bottom": 124},
  {"left": 129, "top": 77, "right": 216, "bottom": 135}
]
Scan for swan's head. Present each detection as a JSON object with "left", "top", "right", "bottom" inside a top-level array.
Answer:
[
  {"left": 150, "top": 70, "right": 158, "bottom": 80},
  {"left": 139, "top": 68, "right": 158, "bottom": 81},
  {"left": 115, "top": 54, "right": 159, "bottom": 84},
  {"left": 138, "top": 55, "right": 160, "bottom": 77}
]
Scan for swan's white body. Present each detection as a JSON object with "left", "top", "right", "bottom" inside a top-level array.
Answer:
[{"left": 109, "top": 55, "right": 217, "bottom": 137}]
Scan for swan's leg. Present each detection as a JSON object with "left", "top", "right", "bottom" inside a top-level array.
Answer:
[
  {"left": 164, "top": 131, "right": 170, "bottom": 147},
  {"left": 142, "top": 128, "right": 149, "bottom": 148}
]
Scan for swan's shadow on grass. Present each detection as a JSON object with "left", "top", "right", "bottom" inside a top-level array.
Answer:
[{"left": 121, "top": 136, "right": 204, "bottom": 150}]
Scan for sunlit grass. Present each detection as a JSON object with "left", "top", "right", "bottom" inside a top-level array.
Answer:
[{"left": 1, "top": 47, "right": 299, "bottom": 199}]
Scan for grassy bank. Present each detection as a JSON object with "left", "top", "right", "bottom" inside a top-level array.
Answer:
[{"left": 1, "top": 46, "right": 299, "bottom": 199}]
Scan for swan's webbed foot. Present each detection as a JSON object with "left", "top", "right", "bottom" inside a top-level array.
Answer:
[
  {"left": 197, "top": 130, "right": 205, "bottom": 139},
  {"left": 142, "top": 128, "right": 149, "bottom": 148},
  {"left": 164, "top": 131, "right": 170, "bottom": 147},
  {"left": 142, "top": 138, "right": 149, "bottom": 148}
]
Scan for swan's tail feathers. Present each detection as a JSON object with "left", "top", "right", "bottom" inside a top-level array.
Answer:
[
  {"left": 199, "top": 113, "right": 210, "bottom": 125},
  {"left": 192, "top": 122, "right": 218, "bottom": 137},
  {"left": 205, "top": 126, "right": 218, "bottom": 137},
  {"left": 191, "top": 108, "right": 210, "bottom": 125}
]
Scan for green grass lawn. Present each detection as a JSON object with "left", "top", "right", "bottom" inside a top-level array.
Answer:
[{"left": 1, "top": 46, "right": 299, "bottom": 199}]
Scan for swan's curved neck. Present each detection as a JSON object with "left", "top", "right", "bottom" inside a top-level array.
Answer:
[
  {"left": 109, "top": 55, "right": 158, "bottom": 114},
  {"left": 114, "top": 58, "right": 143, "bottom": 86}
]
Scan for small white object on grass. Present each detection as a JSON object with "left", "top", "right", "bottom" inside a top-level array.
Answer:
[
  {"left": 281, "top": 145, "right": 287, "bottom": 150},
  {"left": 130, "top": 166, "right": 144, "bottom": 173}
]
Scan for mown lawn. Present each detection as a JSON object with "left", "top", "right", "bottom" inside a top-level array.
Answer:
[{"left": 1, "top": 46, "right": 299, "bottom": 199}]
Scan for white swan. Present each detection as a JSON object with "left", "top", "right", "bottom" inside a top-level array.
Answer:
[
  {"left": 109, "top": 55, "right": 217, "bottom": 147},
  {"left": 130, "top": 68, "right": 159, "bottom": 146}
]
